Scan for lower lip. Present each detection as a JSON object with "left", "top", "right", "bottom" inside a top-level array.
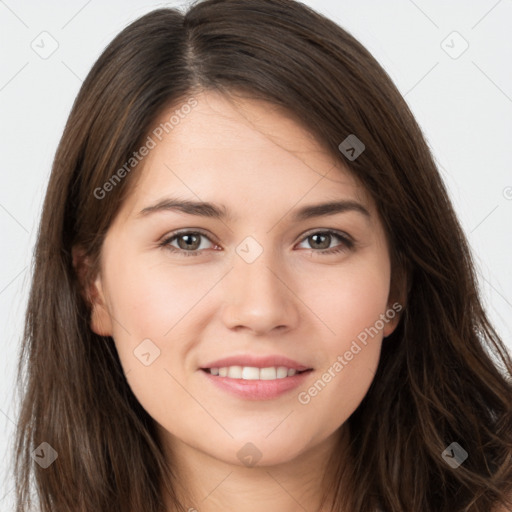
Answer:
[{"left": 200, "top": 369, "right": 313, "bottom": 400}]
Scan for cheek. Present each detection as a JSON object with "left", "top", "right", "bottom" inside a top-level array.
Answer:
[
  {"left": 298, "top": 346, "right": 380, "bottom": 438},
  {"left": 101, "top": 250, "right": 215, "bottom": 420},
  {"left": 102, "top": 261, "right": 194, "bottom": 424},
  {"left": 295, "top": 254, "right": 389, "bottom": 427},
  {"left": 104, "top": 248, "right": 209, "bottom": 336},
  {"left": 304, "top": 251, "right": 391, "bottom": 343}
]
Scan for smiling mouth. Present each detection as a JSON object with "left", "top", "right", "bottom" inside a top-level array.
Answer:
[{"left": 201, "top": 367, "right": 313, "bottom": 380}]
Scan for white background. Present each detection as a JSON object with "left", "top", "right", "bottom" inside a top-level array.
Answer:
[{"left": 1, "top": 0, "right": 511, "bottom": 508}]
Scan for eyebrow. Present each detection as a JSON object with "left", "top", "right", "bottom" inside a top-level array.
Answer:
[{"left": 137, "top": 197, "right": 370, "bottom": 222}]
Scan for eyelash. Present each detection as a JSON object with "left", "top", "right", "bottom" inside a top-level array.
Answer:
[{"left": 159, "top": 229, "right": 355, "bottom": 257}]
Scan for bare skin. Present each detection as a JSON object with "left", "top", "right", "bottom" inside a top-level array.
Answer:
[{"left": 83, "top": 90, "right": 403, "bottom": 511}]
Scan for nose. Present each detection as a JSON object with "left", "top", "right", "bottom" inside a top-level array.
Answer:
[{"left": 220, "top": 247, "right": 300, "bottom": 336}]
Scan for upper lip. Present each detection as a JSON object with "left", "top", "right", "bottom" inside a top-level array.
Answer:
[{"left": 200, "top": 354, "right": 313, "bottom": 371}]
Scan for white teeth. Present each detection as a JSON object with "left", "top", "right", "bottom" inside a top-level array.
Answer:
[
  {"left": 242, "top": 367, "right": 260, "bottom": 380},
  {"left": 259, "top": 367, "right": 277, "bottom": 380},
  {"left": 227, "top": 366, "right": 243, "bottom": 379},
  {"left": 276, "top": 366, "right": 288, "bottom": 378},
  {"left": 207, "top": 365, "right": 303, "bottom": 380}
]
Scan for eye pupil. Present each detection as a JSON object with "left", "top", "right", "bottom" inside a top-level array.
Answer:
[
  {"left": 178, "top": 234, "right": 200, "bottom": 250},
  {"left": 310, "top": 233, "right": 330, "bottom": 249}
]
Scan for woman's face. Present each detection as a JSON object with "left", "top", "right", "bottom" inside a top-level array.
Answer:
[{"left": 88, "top": 90, "right": 401, "bottom": 467}]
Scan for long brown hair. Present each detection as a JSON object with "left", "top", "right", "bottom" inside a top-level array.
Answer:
[{"left": 14, "top": 1, "right": 512, "bottom": 511}]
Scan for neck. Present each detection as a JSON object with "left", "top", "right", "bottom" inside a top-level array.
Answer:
[{"left": 158, "top": 425, "right": 350, "bottom": 512}]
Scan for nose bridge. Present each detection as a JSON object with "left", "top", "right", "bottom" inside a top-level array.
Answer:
[{"left": 220, "top": 235, "right": 299, "bottom": 334}]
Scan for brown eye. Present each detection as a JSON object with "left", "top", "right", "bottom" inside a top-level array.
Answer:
[
  {"left": 308, "top": 232, "right": 332, "bottom": 250},
  {"left": 297, "top": 230, "right": 354, "bottom": 254},
  {"left": 176, "top": 233, "right": 201, "bottom": 250},
  {"left": 161, "top": 231, "right": 217, "bottom": 257}
]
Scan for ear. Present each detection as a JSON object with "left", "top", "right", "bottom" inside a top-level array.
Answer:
[
  {"left": 383, "top": 253, "right": 410, "bottom": 338},
  {"left": 72, "top": 245, "right": 113, "bottom": 337}
]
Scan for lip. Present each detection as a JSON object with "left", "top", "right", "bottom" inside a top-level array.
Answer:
[
  {"left": 200, "top": 368, "right": 313, "bottom": 400},
  {"left": 200, "top": 354, "right": 312, "bottom": 371}
]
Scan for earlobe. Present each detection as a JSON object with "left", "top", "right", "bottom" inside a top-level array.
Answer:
[
  {"left": 89, "top": 276, "right": 113, "bottom": 337},
  {"left": 382, "top": 294, "right": 407, "bottom": 338},
  {"left": 383, "top": 258, "right": 409, "bottom": 338},
  {"left": 383, "top": 304, "right": 403, "bottom": 338},
  {"left": 72, "top": 246, "right": 113, "bottom": 337}
]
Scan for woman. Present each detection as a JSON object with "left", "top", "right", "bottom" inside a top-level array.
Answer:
[{"left": 13, "top": 0, "right": 512, "bottom": 511}]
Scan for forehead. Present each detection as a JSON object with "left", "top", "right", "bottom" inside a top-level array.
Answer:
[{"left": 119, "top": 89, "right": 373, "bottom": 220}]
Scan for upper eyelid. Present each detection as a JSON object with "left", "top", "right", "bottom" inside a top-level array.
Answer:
[
  {"left": 162, "top": 228, "right": 219, "bottom": 245},
  {"left": 298, "top": 228, "right": 352, "bottom": 241}
]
